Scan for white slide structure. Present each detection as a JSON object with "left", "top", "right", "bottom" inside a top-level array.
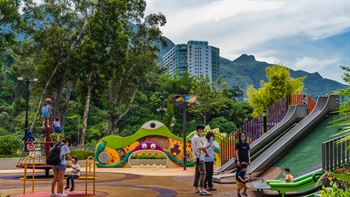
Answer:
[
  {"left": 246, "top": 95, "right": 339, "bottom": 175},
  {"left": 213, "top": 104, "right": 308, "bottom": 183}
]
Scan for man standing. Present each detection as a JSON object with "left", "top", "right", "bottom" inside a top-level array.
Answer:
[{"left": 191, "top": 125, "right": 212, "bottom": 195}]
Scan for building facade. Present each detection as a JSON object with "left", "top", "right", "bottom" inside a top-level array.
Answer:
[{"left": 161, "top": 41, "right": 220, "bottom": 81}]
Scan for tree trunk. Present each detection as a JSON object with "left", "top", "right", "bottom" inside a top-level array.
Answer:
[
  {"left": 79, "top": 73, "right": 92, "bottom": 149},
  {"left": 61, "top": 81, "right": 72, "bottom": 132},
  {"left": 52, "top": 79, "right": 64, "bottom": 122},
  {"left": 108, "top": 84, "right": 139, "bottom": 135}
]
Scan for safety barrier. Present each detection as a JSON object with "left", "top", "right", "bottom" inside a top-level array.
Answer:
[{"left": 322, "top": 135, "right": 350, "bottom": 172}]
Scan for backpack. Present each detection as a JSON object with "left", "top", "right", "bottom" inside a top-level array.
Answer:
[{"left": 46, "top": 143, "right": 63, "bottom": 165}]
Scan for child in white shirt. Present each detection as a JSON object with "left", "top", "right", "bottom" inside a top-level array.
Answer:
[{"left": 64, "top": 156, "right": 80, "bottom": 191}]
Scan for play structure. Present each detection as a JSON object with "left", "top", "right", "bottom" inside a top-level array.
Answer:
[
  {"left": 94, "top": 121, "right": 224, "bottom": 168},
  {"left": 213, "top": 94, "right": 350, "bottom": 196},
  {"left": 16, "top": 126, "right": 56, "bottom": 176}
]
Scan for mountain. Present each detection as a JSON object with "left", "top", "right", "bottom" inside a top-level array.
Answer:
[{"left": 220, "top": 54, "right": 348, "bottom": 97}]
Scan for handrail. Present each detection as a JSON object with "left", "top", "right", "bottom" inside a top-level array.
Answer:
[
  {"left": 85, "top": 156, "right": 97, "bottom": 196},
  {"left": 21, "top": 155, "right": 35, "bottom": 194}
]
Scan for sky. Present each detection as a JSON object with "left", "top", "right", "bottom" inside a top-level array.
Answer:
[{"left": 145, "top": 0, "right": 350, "bottom": 84}]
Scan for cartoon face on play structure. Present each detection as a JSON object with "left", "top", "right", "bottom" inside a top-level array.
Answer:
[{"left": 94, "top": 120, "right": 197, "bottom": 168}]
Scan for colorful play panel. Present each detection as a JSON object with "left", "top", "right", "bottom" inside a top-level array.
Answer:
[{"left": 94, "top": 121, "right": 223, "bottom": 168}]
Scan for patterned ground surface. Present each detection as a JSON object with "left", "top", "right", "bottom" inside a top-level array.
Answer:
[{"left": 0, "top": 167, "right": 281, "bottom": 197}]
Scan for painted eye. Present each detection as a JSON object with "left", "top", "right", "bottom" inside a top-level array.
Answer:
[
  {"left": 141, "top": 121, "right": 164, "bottom": 130},
  {"left": 142, "top": 143, "right": 147, "bottom": 149},
  {"left": 150, "top": 143, "right": 156, "bottom": 149}
]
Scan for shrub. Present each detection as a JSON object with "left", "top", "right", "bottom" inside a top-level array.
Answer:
[
  {"left": 70, "top": 149, "right": 94, "bottom": 160},
  {"left": 0, "top": 135, "right": 21, "bottom": 155}
]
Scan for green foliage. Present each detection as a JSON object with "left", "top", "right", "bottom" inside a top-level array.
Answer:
[
  {"left": 70, "top": 149, "right": 94, "bottom": 160},
  {"left": 247, "top": 64, "right": 305, "bottom": 116},
  {"left": 0, "top": 135, "right": 21, "bottom": 155},
  {"left": 131, "top": 153, "right": 167, "bottom": 159},
  {"left": 208, "top": 117, "right": 237, "bottom": 134}
]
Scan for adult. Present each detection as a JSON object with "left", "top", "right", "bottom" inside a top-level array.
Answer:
[
  {"left": 235, "top": 132, "right": 250, "bottom": 182},
  {"left": 204, "top": 131, "right": 217, "bottom": 191},
  {"left": 51, "top": 137, "right": 72, "bottom": 197},
  {"left": 191, "top": 125, "right": 212, "bottom": 196}
]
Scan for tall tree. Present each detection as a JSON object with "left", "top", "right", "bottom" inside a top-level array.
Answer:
[
  {"left": 19, "top": 0, "right": 90, "bottom": 130},
  {"left": 247, "top": 64, "right": 305, "bottom": 116},
  {"left": 107, "top": 12, "right": 167, "bottom": 134},
  {"left": 0, "top": 0, "right": 20, "bottom": 56}
]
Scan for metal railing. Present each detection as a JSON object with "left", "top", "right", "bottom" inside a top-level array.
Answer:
[{"left": 322, "top": 135, "right": 350, "bottom": 172}]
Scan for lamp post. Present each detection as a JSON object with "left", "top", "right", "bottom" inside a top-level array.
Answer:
[
  {"left": 157, "top": 94, "right": 166, "bottom": 121},
  {"left": 169, "top": 94, "right": 199, "bottom": 170},
  {"left": 263, "top": 110, "right": 267, "bottom": 133},
  {"left": 18, "top": 77, "right": 38, "bottom": 150}
]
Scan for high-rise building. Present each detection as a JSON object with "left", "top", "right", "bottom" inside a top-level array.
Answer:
[
  {"left": 161, "top": 44, "right": 188, "bottom": 77},
  {"left": 161, "top": 41, "right": 220, "bottom": 81}
]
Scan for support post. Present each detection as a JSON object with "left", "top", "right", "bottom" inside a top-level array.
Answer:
[
  {"left": 263, "top": 110, "right": 267, "bottom": 133},
  {"left": 183, "top": 100, "right": 187, "bottom": 170}
]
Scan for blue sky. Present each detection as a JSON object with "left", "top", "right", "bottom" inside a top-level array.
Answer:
[{"left": 145, "top": 0, "right": 350, "bottom": 84}]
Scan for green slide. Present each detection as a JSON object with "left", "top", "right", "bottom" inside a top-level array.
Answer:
[{"left": 267, "top": 169, "right": 323, "bottom": 197}]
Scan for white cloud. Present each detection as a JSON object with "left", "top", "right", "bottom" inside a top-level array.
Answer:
[
  {"left": 146, "top": 0, "right": 350, "bottom": 83},
  {"left": 294, "top": 57, "right": 339, "bottom": 73}
]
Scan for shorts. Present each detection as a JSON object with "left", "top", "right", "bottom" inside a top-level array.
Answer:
[
  {"left": 41, "top": 111, "right": 50, "bottom": 118},
  {"left": 58, "top": 164, "right": 67, "bottom": 171},
  {"left": 237, "top": 182, "right": 247, "bottom": 190},
  {"left": 54, "top": 126, "right": 62, "bottom": 133}
]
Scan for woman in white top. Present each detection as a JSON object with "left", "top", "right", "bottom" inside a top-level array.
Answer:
[{"left": 51, "top": 137, "right": 72, "bottom": 197}]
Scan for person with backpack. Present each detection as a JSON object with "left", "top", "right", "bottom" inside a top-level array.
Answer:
[{"left": 50, "top": 137, "right": 72, "bottom": 197}]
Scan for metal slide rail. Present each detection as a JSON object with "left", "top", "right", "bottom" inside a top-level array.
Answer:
[{"left": 322, "top": 135, "right": 350, "bottom": 172}]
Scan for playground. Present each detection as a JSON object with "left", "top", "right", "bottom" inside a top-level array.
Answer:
[
  {"left": 1, "top": 94, "right": 349, "bottom": 197},
  {"left": 0, "top": 166, "right": 280, "bottom": 197}
]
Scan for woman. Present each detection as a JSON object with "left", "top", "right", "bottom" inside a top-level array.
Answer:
[
  {"left": 204, "top": 132, "right": 217, "bottom": 191},
  {"left": 235, "top": 132, "right": 250, "bottom": 182},
  {"left": 51, "top": 137, "right": 72, "bottom": 197}
]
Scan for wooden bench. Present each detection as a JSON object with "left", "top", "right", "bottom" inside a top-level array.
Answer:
[{"left": 251, "top": 177, "right": 270, "bottom": 197}]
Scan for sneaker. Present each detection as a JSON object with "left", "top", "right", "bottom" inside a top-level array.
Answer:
[
  {"left": 50, "top": 193, "right": 58, "bottom": 197},
  {"left": 200, "top": 190, "right": 211, "bottom": 195},
  {"left": 59, "top": 193, "right": 68, "bottom": 197},
  {"left": 194, "top": 189, "right": 201, "bottom": 194},
  {"left": 209, "top": 187, "right": 217, "bottom": 191},
  {"left": 242, "top": 192, "right": 248, "bottom": 196},
  {"left": 237, "top": 194, "right": 242, "bottom": 197},
  {"left": 64, "top": 186, "right": 70, "bottom": 190},
  {"left": 70, "top": 187, "right": 75, "bottom": 191}
]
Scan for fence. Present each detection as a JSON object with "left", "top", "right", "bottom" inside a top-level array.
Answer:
[
  {"left": 289, "top": 94, "right": 317, "bottom": 114},
  {"left": 322, "top": 135, "right": 350, "bottom": 172}
]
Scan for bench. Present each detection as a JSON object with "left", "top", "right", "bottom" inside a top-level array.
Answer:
[
  {"left": 76, "top": 176, "right": 98, "bottom": 180},
  {"left": 251, "top": 177, "right": 270, "bottom": 197}
]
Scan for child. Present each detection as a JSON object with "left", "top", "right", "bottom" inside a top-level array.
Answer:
[
  {"left": 65, "top": 156, "right": 80, "bottom": 192},
  {"left": 41, "top": 98, "right": 52, "bottom": 129},
  {"left": 281, "top": 168, "right": 294, "bottom": 183},
  {"left": 52, "top": 117, "right": 62, "bottom": 141},
  {"left": 236, "top": 162, "right": 250, "bottom": 197}
]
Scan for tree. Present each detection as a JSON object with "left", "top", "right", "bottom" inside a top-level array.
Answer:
[
  {"left": 188, "top": 76, "right": 229, "bottom": 125},
  {"left": 247, "top": 64, "right": 305, "bottom": 116},
  {"left": 107, "top": 12, "right": 167, "bottom": 135},
  {"left": 0, "top": 0, "right": 20, "bottom": 55}
]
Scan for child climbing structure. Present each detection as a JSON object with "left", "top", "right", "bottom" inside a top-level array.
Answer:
[
  {"left": 16, "top": 98, "right": 59, "bottom": 176},
  {"left": 94, "top": 121, "right": 224, "bottom": 168}
]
